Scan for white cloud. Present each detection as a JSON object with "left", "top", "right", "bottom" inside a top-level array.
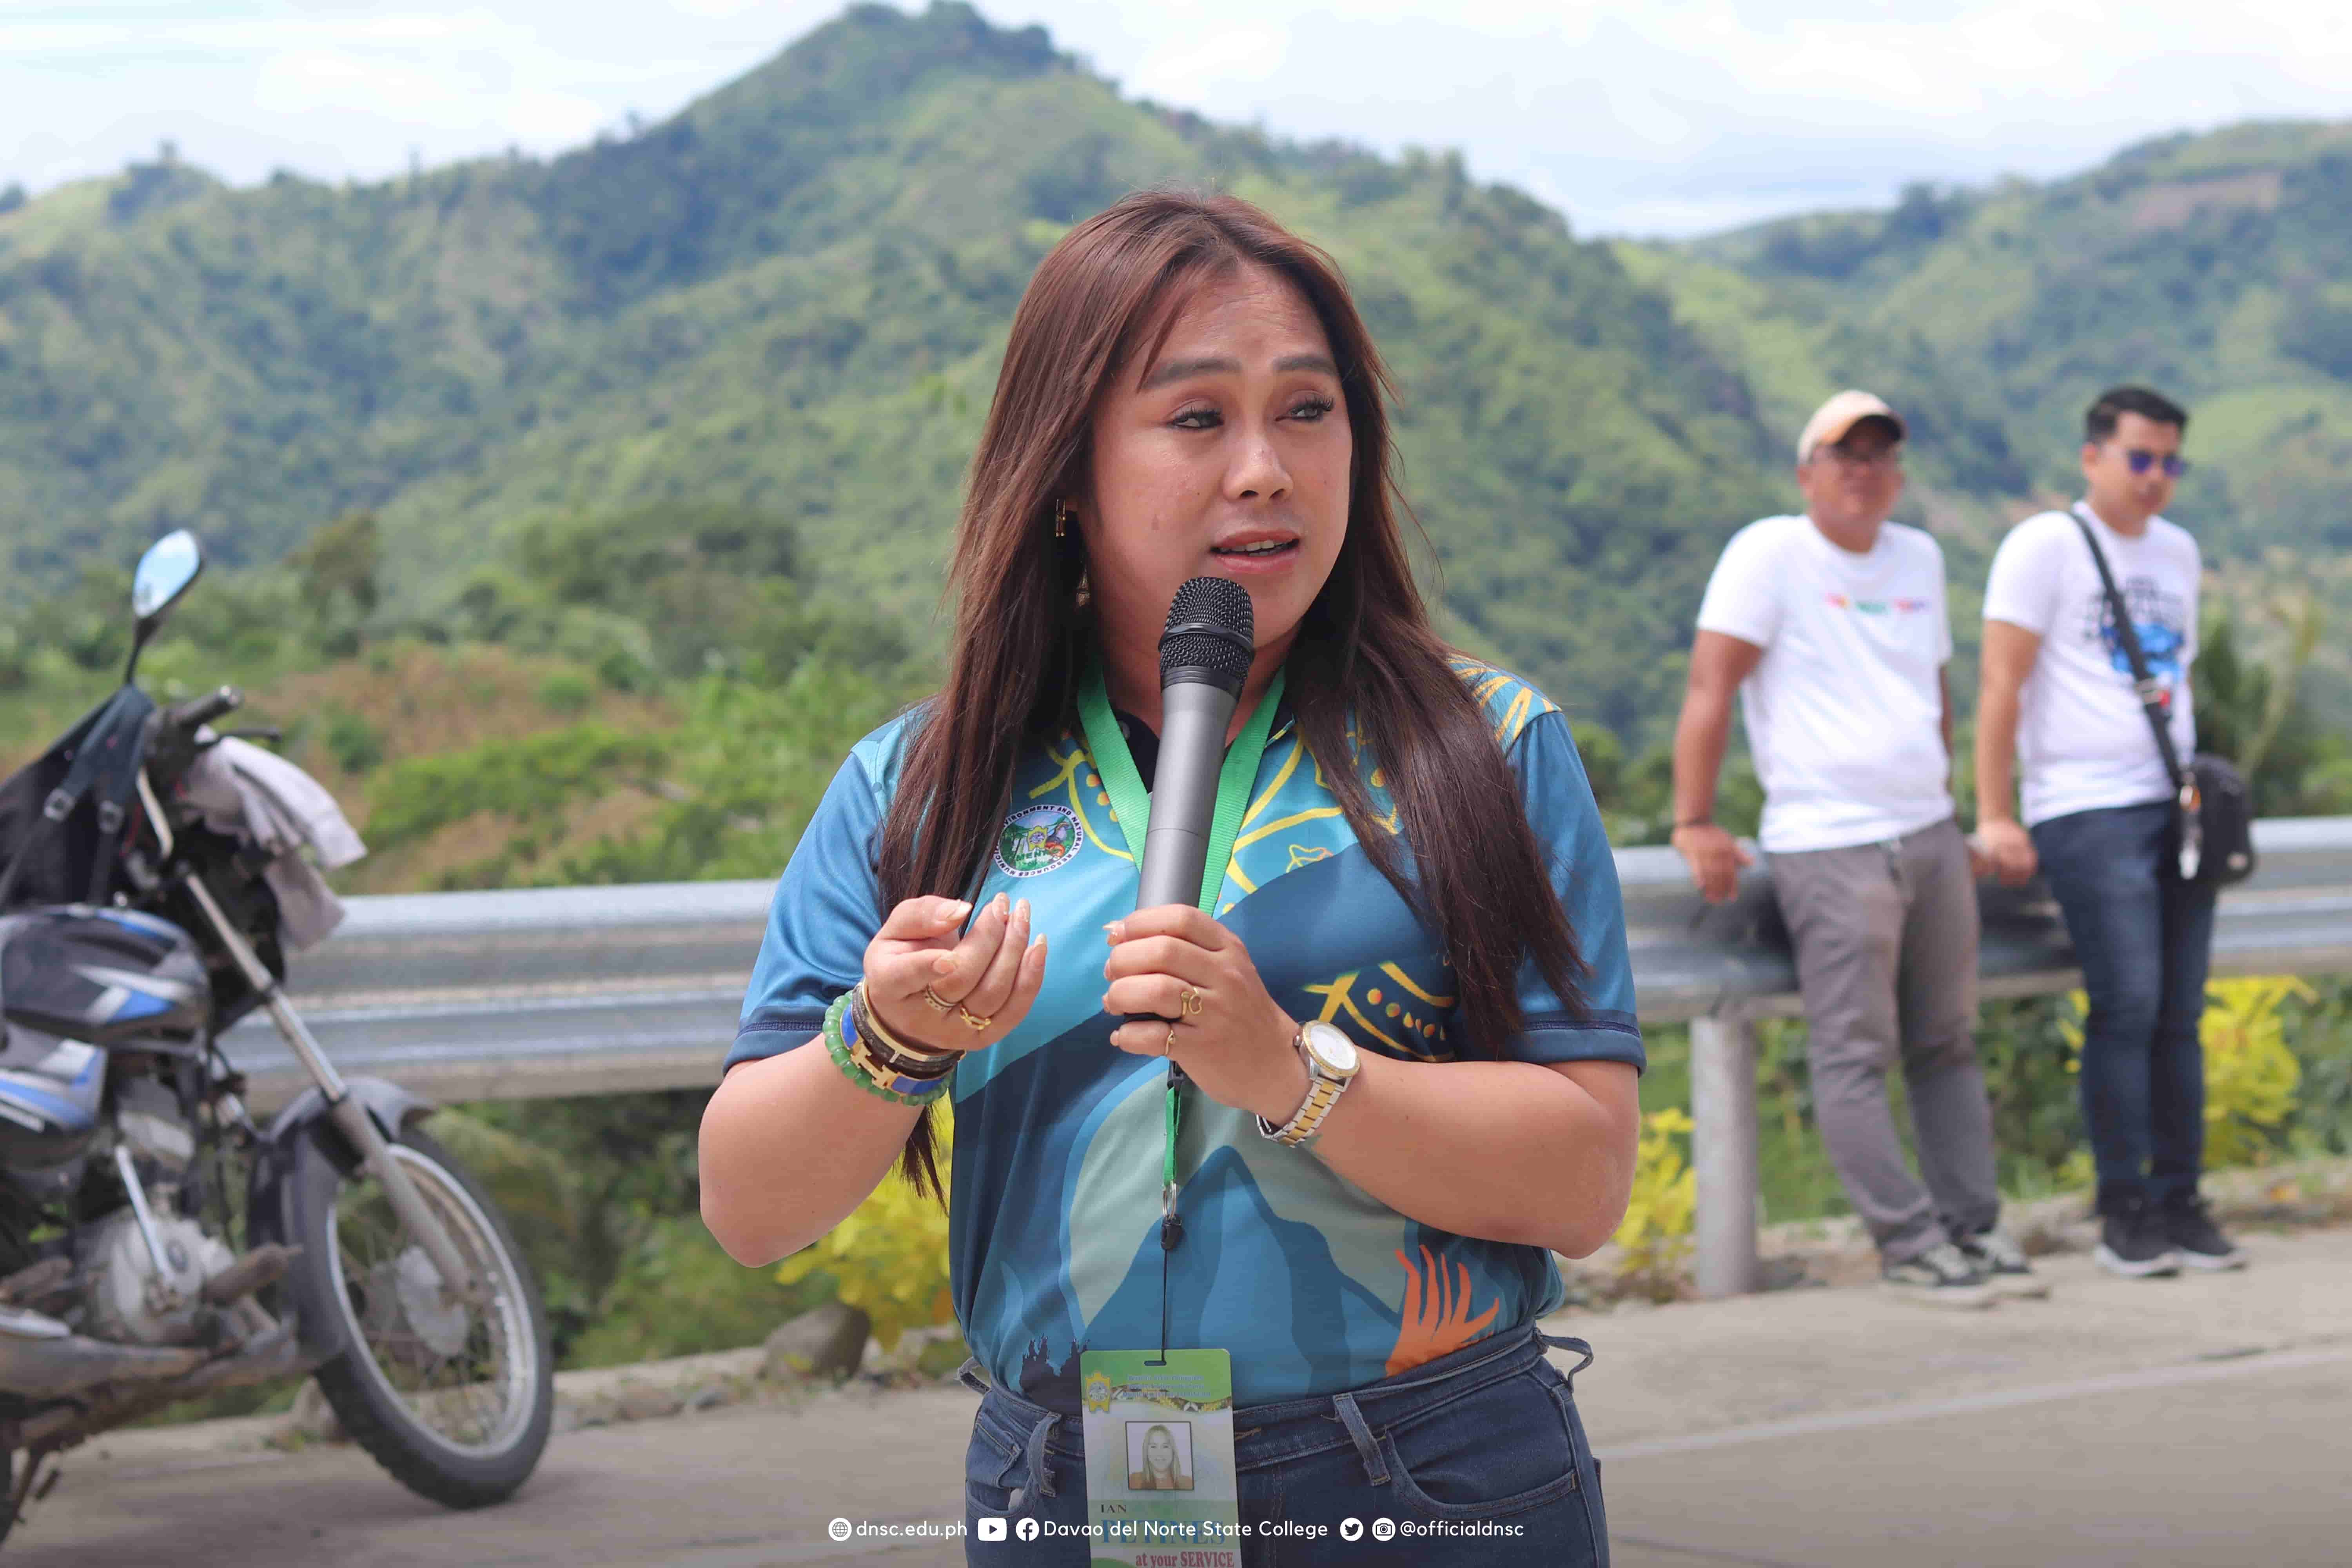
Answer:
[
  {"left": 3, "top": 0, "right": 2349, "bottom": 233},
  {"left": 1127, "top": 26, "right": 1291, "bottom": 100}
]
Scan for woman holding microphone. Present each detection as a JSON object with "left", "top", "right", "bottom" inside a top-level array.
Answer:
[{"left": 701, "top": 191, "right": 1642, "bottom": 1565}]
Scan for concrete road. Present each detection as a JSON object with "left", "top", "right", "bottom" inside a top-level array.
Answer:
[
  {"left": 12, "top": 1228, "right": 2350, "bottom": 1567},
  {"left": 1605, "top": 1349, "right": 2352, "bottom": 1567}
]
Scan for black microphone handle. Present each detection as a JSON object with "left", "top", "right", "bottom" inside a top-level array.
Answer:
[
  {"left": 1123, "top": 679, "right": 1239, "bottom": 1036},
  {"left": 1135, "top": 680, "right": 1240, "bottom": 912}
]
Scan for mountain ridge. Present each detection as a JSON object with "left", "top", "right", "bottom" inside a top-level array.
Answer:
[
  {"left": 2, "top": 3, "right": 2348, "bottom": 741},
  {"left": 0, "top": 1, "right": 1791, "bottom": 740}
]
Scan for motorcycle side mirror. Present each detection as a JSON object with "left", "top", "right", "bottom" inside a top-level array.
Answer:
[{"left": 126, "top": 528, "right": 205, "bottom": 684}]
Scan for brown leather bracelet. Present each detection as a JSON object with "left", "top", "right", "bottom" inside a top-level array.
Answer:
[
  {"left": 856, "top": 996, "right": 955, "bottom": 1076},
  {"left": 850, "top": 984, "right": 956, "bottom": 1080}
]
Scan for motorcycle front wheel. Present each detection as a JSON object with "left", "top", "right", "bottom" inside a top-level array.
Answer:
[{"left": 282, "top": 1123, "right": 553, "bottom": 1508}]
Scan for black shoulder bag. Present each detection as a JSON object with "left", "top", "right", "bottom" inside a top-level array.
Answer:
[{"left": 2069, "top": 508, "right": 2255, "bottom": 887}]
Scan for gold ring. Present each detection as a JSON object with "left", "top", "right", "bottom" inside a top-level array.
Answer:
[
  {"left": 1164, "top": 1024, "right": 1179, "bottom": 1056},
  {"left": 921, "top": 985, "right": 954, "bottom": 1014},
  {"left": 957, "top": 1004, "right": 992, "bottom": 1032},
  {"left": 1178, "top": 986, "right": 1202, "bottom": 1017}
]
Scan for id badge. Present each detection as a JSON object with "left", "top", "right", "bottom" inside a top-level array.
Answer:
[{"left": 1078, "top": 1348, "right": 1242, "bottom": 1567}]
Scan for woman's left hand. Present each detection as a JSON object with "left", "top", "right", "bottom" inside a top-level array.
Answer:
[{"left": 1103, "top": 905, "right": 1309, "bottom": 1125}]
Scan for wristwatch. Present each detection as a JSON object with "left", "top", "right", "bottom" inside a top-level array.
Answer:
[{"left": 1256, "top": 1021, "right": 1361, "bottom": 1149}]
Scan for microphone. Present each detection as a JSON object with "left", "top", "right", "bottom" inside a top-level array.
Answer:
[
  {"left": 1130, "top": 578, "right": 1252, "bottom": 1259},
  {"left": 1134, "top": 576, "right": 1255, "bottom": 911}
]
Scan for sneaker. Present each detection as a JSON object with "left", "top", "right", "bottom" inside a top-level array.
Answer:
[
  {"left": 2160, "top": 1196, "right": 2247, "bottom": 1272},
  {"left": 2093, "top": 1198, "right": 2182, "bottom": 1279},
  {"left": 1880, "top": 1242, "right": 1996, "bottom": 1308},
  {"left": 1956, "top": 1226, "right": 2051, "bottom": 1300}
]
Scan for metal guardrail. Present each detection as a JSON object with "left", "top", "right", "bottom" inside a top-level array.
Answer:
[
  {"left": 226, "top": 816, "right": 2352, "bottom": 1296},
  {"left": 227, "top": 880, "right": 774, "bottom": 1111},
  {"left": 1635, "top": 815, "right": 2352, "bottom": 1296}
]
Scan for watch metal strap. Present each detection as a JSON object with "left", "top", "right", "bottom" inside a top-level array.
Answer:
[{"left": 1257, "top": 1065, "right": 1348, "bottom": 1147}]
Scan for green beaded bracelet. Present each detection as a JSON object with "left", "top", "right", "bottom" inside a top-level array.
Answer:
[{"left": 824, "top": 991, "right": 951, "bottom": 1107}]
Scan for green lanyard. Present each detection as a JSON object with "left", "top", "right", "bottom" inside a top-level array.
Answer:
[{"left": 1076, "top": 654, "right": 1284, "bottom": 1351}]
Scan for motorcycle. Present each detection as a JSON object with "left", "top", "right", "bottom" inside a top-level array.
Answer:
[{"left": 0, "top": 530, "right": 552, "bottom": 1541}]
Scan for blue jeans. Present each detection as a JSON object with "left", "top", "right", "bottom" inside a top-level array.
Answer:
[
  {"left": 2031, "top": 801, "right": 2219, "bottom": 1212},
  {"left": 962, "top": 1326, "right": 1606, "bottom": 1566}
]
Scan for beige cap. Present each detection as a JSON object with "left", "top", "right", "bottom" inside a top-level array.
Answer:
[{"left": 1796, "top": 389, "right": 1906, "bottom": 463}]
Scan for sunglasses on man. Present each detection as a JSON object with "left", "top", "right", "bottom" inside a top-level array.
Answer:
[{"left": 2122, "top": 448, "right": 2189, "bottom": 478}]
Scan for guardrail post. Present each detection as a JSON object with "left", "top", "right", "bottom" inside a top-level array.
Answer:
[{"left": 1690, "top": 1008, "right": 1761, "bottom": 1298}]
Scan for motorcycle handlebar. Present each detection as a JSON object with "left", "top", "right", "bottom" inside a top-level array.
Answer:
[{"left": 163, "top": 686, "right": 243, "bottom": 733}]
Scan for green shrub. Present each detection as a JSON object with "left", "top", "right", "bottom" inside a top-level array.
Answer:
[
  {"left": 556, "top": 662, "right": 904, "bottom": 885},
  {"left": 597, "top": 646, "right": 653, "bottom": 692},
  {"left": 451, "top": 1090, "right": 791, "bottom": 1367},
  {"left": 537, "top": 671, "right": 593, "bottom": 714},
  {"left": 2283, "top": 977, "right": 2352, "bottom": 1156},
  {"left": 1976, "top": 995, "right": 2088, "bottom": 1194},
  {"left": 570, "top": 1216, "right": 833, "bottom": 1368},
  {"left": 321, "top": 710, "right": 386, "bottom": 774},
  {"left": 365, "top": 722, "right": 667, "bottom": 849}
]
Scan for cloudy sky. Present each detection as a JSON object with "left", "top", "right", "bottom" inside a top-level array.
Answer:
[{"left": 6, "top": 0, "right": 2349, "bottom": 236}]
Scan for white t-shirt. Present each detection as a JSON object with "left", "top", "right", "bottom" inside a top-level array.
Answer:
[
  {"left": 1982, "top": 503, "right": 2200, "bottom": 828},
  {"left": 1695, "top": 514, "right": 1955, "bottom": 854}
]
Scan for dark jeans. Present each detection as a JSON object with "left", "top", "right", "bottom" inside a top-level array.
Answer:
[
  {"left": 963, "top": 1326, "right": 1606, "bottom": 1566},
  {"left": 2032, "top": 801, "right": 2219, "bottom": 1212}
]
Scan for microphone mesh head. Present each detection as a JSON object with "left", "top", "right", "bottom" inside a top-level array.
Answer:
[{"left": 1159, "top": 576, "right": 1255, "bottom": 688}]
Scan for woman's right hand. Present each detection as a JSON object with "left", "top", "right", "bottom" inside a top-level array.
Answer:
[{"left": 863, "top": 893, "right": 1049, "bottom": 1054}]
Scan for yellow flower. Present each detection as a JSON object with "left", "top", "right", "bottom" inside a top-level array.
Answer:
[
  {"left": 2200, "top": 978, "right": 2308, "bottom": 1168},
  {"left": 1613, "top": 1108, "right": 1697, "bottom": 1301}
]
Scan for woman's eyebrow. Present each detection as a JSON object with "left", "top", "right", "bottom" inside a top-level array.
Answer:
[
  {"left": 1139, "top": 355, "right": 1237, "bottom": 390},
  {"left": 1137, "top": 351, "right": 1339, "bottom": 391}
]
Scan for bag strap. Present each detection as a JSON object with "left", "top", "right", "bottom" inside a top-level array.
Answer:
[
  {"left": 0, "top": 688, "right": 156, "bottom": 910},
  {"left": 0, "top": 733, "right": 102, "bottom": 911},
  {"left": 2069, "top": 505, "right": 2186, "bottom": 791}
]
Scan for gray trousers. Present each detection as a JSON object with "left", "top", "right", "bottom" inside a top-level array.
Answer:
[{"left": 1768, "top": 817, "right": 2000, "bottom": 1261}]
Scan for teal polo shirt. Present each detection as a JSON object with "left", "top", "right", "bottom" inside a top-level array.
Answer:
[{"left": 732, "top": 663, "right": 1642, "bottom": 1407}]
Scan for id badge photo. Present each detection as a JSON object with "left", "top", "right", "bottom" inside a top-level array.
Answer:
[{"left": 1079, "top": 1348, "right": 1242, "bottom": 1566}]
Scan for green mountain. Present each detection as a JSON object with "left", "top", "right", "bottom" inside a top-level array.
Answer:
[
  {"left": 4, "top": 2, "right": 2347, "bottom": 757},
  {"left": 1620, "top": 122, "right": 2352, "bottom": 718},
  {"left": 0, "top": 2, "right": 1782, "bottom": 744},
  {"left": 1679, "top": 122, "right": 2352, "bottom": 553}
]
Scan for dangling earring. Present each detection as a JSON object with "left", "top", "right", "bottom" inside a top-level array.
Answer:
[{"left": 1053, "top": 499, "right": 1073, "bottom": 539}]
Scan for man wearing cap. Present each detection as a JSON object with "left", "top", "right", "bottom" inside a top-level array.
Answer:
[{"left": 1668, "top": 390, "right": 2038, "bottom": 1307}]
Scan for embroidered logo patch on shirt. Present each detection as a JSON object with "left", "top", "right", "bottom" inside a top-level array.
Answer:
[{"left": 996, "top": 803, "right": 1083, "bottom": 878}]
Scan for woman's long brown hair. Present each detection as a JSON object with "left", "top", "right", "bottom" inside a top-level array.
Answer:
[{"left": 878, "top": 191, "right": 1586, "bottom": 1198}]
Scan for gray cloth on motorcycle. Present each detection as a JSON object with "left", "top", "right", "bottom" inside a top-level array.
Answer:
[{"left": 178, "top": 735, "right": 367, "bottom": 952}]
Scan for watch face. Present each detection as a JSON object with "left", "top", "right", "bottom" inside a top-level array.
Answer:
[{"left": 1301, "top": 1021, "right": 1359, "bottom": 1075}]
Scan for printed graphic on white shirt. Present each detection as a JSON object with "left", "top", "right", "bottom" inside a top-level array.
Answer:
[
  {"left": 2078, "top": 576, "right": 2190, "bottom": 705},
  {"left": 1695, "top": 514, "right": 1955, "bottom": 855},
  {"left": 1982, "top": 506, "right": 2200, "bottom": 827}
]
